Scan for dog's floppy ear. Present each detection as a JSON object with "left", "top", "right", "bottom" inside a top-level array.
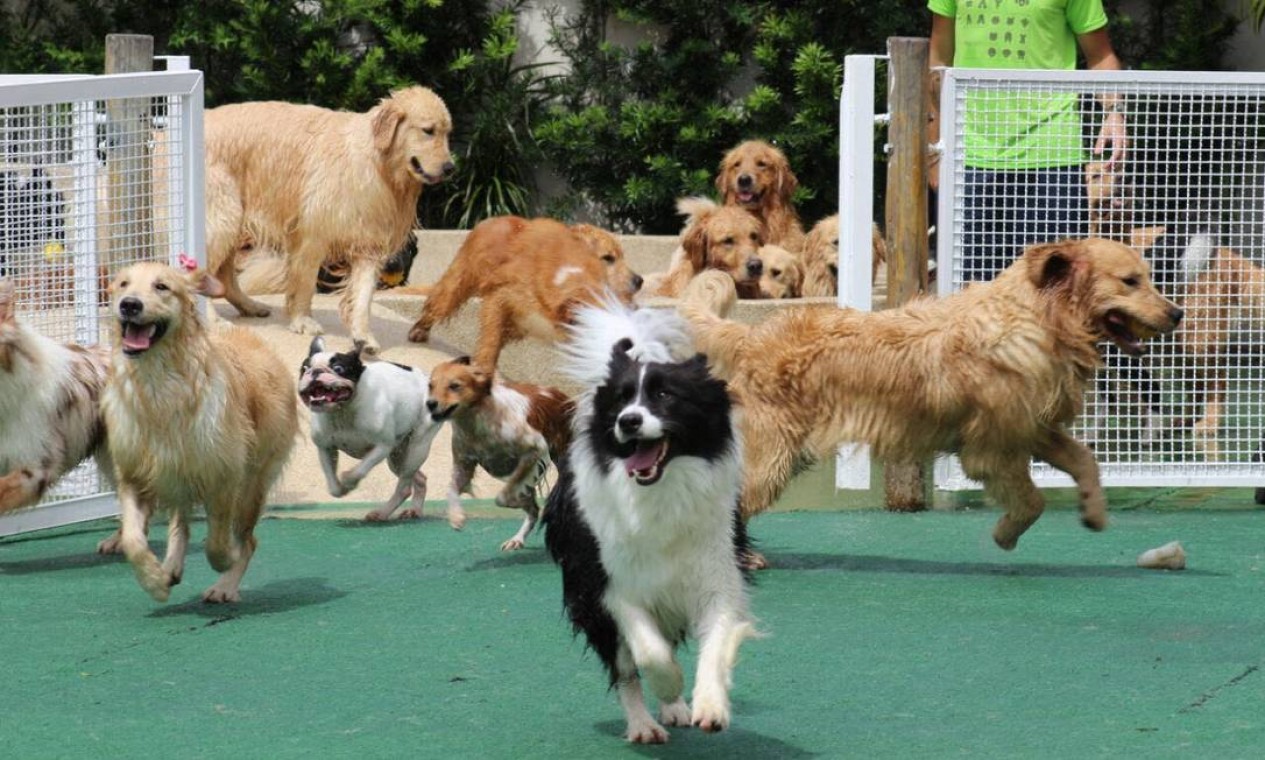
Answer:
[
  {"left": 371, "top": 100, "right": 406, "bottom": 153},
  {"left": 681, "top": 217, "right": 710, "bottom": 272},
  {"left": 0, "top": 279, "right": 14, "bottom": 323},
  {"left": 775, "top": 156, "right": 799, "bottom": 201},
  {"left": 1025, "top": 240, "right": 1086, "bottom": 291}
]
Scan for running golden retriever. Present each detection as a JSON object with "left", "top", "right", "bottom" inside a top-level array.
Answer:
[
  {"left": 204, "top": 86, "right": 453, "bottom": 353},
  {"left": 103, "top": 260, "right": 298, "bottom": 603},
  {"left": 680, "top": 238, "right": 1183, "bottom": 566}
]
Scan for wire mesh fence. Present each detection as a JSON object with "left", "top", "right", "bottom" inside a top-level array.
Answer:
[
  {"left": 935, "top": 68, "right": 1265, "bottom": 488},
  {"left": 0, "top": 71, "right": 203, "bottom": 535}
]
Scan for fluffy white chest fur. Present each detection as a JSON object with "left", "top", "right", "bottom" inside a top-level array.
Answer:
[{"left": 0, "top": 335, "right": 70, "bottom": 468}]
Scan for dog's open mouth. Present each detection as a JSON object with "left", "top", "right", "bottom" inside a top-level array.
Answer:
[
  {"left": 735, "top": 189, "right": 760, "bottom": 206},
  {"left": 410, "top": 157, "right": 443, "bottom": 185},
  {"left": 300, "top": 384, "right": 353, "bottom": 410},
  {"left": 119, "top": 319, "right": 167, "bottom": 355},
  {"left": 1101, "top": 310, "right": 1158, "bottom": 357},
  {"left": 624, "top": 438, "right": 669, "bottom": 485}
]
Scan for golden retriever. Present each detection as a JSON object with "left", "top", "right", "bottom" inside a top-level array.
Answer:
[
  {"left": 103, "top": 260, "right": 298, "bottom": 603},
  {"left": 407, "top": 217, "right": 641, "bottom": 370},
  {"left": 204, "top": 86, "right": 453, "bottom": 353},
  {"left": 679, "top": 238, "right": 1182, "bottom": 566},
  {"left": 800, "top": 215, "right": 889, "bottom": 298},
  {"left": 642, "top": 198, "right": 766, "bottom": 299},
  {"left": 716, "top": 139, "right": 805, "bottom": 251},
  {"left": 757, "top": 244, "right": 803, "bottom": 299}
]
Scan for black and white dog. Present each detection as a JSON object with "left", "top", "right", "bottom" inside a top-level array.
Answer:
[
  {"left": 298, "top": 337, "right": 444, "bottom": 521},
  {"left": 542, "top": 302, "right": 755, "bottom": 744}
]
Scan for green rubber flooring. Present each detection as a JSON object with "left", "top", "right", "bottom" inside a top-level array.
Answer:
[{"left": 3, "top": 495, "right": 1264, "bottom": 759}]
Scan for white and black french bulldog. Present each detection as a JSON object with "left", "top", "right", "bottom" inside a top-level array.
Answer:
[{"left": 298, "top": 337, "right": 444, "bottom": 521}]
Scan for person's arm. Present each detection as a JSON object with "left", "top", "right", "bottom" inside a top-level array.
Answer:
[
  {"left": 1079, "top": 28, "right": 1127, "bottom": 171},
  {"left": 927, "top": 13, "right": 955, "bottom": 191}
]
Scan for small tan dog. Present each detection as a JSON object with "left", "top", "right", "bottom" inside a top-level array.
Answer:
[
  {"left": 716, "top": 139, "right": 805, "bottom": 251},
  {"left": 427, "top": 357, "right": 572, "bottom": 551},
  {"left": 756, "top": 244, "right": 803, "bottom": 299},
  {"left": 103, "top": 259, "right": 298, "bottom": 603},
  {"left": 204, "top": 86, "right": 453, "bottom": 353},
  {"left": 642, "top": 198, "right": 766, "bottom": 299},
  {"left": 407, "top": 217, "right": 641, "bottom": 370},
  {"left": 680, "top": 239, "right": 1183, "bottom": 566}
]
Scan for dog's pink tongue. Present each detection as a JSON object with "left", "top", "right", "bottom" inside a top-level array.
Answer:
[
  {"left": 624, "top": 440, "right": 664, "bottom": 475},
  {"left": 122, "top": 323, "right": 156, "bottom": 352}
]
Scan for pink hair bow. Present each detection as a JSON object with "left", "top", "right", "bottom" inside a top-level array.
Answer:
[{"left": 178, "top": 253, "right": 199, "bottom": 272}]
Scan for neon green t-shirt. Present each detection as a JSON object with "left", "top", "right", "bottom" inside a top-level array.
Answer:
[{"left": 928, "top": 0, "right": 1109, "bottom": 169}]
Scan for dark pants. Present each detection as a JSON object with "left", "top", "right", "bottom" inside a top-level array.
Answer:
[{"left": 960, "top": 166, "right": 1088, "bottom": 282}]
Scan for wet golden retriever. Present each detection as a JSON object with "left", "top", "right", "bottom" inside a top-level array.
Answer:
[
  {"left": 407, "top": 217, "right": 641, "bottom": 370},
  {"left": 204, "top": 86, "right": 453, "bottom": 353},
  {"left": 642, "top": 198, "right": 765, "bottom": 299},
  {"left": 680, "top": 238, "right": 1182, "bottom": 566},
  {"left": 716, "top": 139, "right": 804, "bottom": 251},
  {"left": 103, "top": 260, "right": 298, "bottom": 603}
]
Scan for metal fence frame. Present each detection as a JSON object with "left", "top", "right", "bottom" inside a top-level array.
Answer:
[{"left": 0, "top": 69, "right": 204, "bottom": 537}]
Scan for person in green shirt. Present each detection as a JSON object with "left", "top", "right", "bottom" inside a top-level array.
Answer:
[{"left": 928, "top": 0, "right": 1127, "bottom": 280}]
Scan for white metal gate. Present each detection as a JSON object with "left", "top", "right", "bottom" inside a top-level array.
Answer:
[
  {"left": 0, "top": 69, "right": 204, "bottom": 536},
  {"left": 839, "top": 59, "right": 1265, "bottom": 490}
]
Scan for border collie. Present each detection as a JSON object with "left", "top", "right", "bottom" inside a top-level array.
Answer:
[{"left": 542, "top": 302, "right": 755, "bottom": 744}]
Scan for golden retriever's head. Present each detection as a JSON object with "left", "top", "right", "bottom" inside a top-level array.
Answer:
[
  {"left": 757, "top": 245, "right": 803, "bottom": 299},
  {"left": 372, "top": 86, "right": 454, "bottom": 186},
  {"left": 680, "top": 205, "right": 766, "bottom": 296},
  {"left": 715, "top": 140, "right": 798, "bottom": 213},
  {"left": 109, "top": 261, "right": 224, "bottom": 357},
  {"left": 570, "top": 223, "right": 643, "bottom": 300},
  {"left": 1023, "top": 238, "right": 1183, "bottom": 357},
  {"left": 426, "top": 356, "right": 493, "bottom": 421},
  {"left": 801, "top": 215, "right": 840, "bottom": 297}
]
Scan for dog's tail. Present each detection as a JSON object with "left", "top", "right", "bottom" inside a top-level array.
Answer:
[
  {"left": 236, "top": 251, "right": 289, "bottom": 295},
  {"left": 1181, "top": 232, "right": 1216, "bottom": 278},
  {"left": 560, "top": 296, "right": 695, "bottom": 388},
  {"left": 676, "top": 195, "right": 718, "bottom": 226},
  {"left": 677, "top": 270, "right": 752, "bottom": 379}
]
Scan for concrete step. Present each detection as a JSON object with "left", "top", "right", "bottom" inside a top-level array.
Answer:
[{"left": 371, "top": 229, "right": 885, "bottom": 511}]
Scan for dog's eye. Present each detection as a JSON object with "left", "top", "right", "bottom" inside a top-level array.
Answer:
[
  {"left": 721, "top": 236, "right": 735, "bottom": 246},
  {"left": 1122, "top": 275, "right": 1140, "bottom": 288},
  {"left": 601, "top": 254, "right": 616, "bottom": 264},
  {"left": 423, "top": 127, "right": 435, "bottom": 136},
  {"left": 749, "top": 233, "right": 759, "bottom": 242},
  {"left": 332, "top": 365, "right": 346, "bottom": 376},
  {"left": 154, "top": 282, "right": 169, "bottom": 292},
  {"left": 448, "top": 382, "right": 461, "bottom": 392},
  {"left": 655, "top": 388, "right": 671, "bottom": 400},
  {"left": 771, "top": 268, "right": 782, "bottom": 277}
]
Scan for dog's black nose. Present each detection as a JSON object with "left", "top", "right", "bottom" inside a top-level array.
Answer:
[
  {"left": 442, "top": 161, "right": 455, "bottom": 177},
  {"left": 426, "top": 399, "right": 438, "bottom": 412},
  {"left": 617, "top": 412, "right": 642, "bottom": 435},
  {"left": 118, "top": 296, "right": 143, "bottom": 319},
  {"left": 1169, "top": 307, "right": 1184, "bottom": 325},
  {"left": 737, "top": 174, "right": 753, "bottom": 189},
  {"left": 746, "top": 258, "right": 763, "bottom": 277},
  {"left": 630, "top": 273, "right": 644, "bottom": 292}
]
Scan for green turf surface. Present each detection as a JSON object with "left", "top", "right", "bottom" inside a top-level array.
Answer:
[{"left": 3, "top": 501, "right": 1265, "bottom": 759}]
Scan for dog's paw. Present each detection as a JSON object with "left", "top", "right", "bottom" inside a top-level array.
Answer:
[
  {"left": 659, "top": 699, "right": 692, "bottom": 727},
  {"left": 448, "top": 508, "right": 467, "bottom": 531},
  {"left": 363, "top": 508, "right": 393, "bottom": 522},
  {"left": 499, "top": 537, "right": 525, "bottom": 552},
  {"left": 690, "top": 690, "right": 730, "bottom": 733},
  {"left": 396, "top": 507, "right": 422, "bottom": 520},
  {"left": 133, "top": 559, "right": 173, "bottom": 603},
  {"left": 407, "top": 324, "right": 430, "bottom": 343},
  {"left": 201, "top": 581, "right": 241, "bottom": 604},
  {"left": 96, "top": 530, "right": 124, "bottom": 555},
  {"left": 337, "top": 470, "right": 363, "bottom": 492},
  {"left": 626, "top": 716, "right": 669, "bottom": 745},
  {"left": 289, "top": 316, "right": 324, "bottom": 336},
  {"left": 355, "top": 337, "right": 381, "bottom": 357}
]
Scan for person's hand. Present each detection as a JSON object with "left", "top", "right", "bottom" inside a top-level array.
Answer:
[{"left": 1093, "top": 112, "right": 1128, "bottom": 173}]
